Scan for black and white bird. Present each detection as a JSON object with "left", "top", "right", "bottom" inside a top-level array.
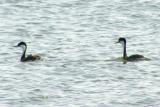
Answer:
[
  {"left": 14, "top": 42, "right": 41, "bottom": 62},
  {"left": 116, "top": 37, "right": 149, "bottom": 61}
]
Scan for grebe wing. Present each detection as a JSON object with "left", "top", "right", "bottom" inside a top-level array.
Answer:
[
  {"left": 128, "top": 54, "right": 144, "bottom": 59},
  {"left": 127, "top": 54, "right": 150, "bottom": 61},
  {"left": 25, "top": 54, "right": 41, "bottom": 61}
]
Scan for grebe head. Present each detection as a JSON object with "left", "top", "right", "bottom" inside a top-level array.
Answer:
[
  {"left": 17, "top": 42, "right": 26, "bottom": 46},
  {"left": 116, "top": 37, "right": 126, "bottom": 46},
  {"left": 15, "top": 41, "right": 27, "bottom": 51}
]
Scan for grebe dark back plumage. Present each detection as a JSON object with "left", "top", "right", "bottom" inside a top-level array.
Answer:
[
  {"left": 15, "top": 42, "right": 41, "bottom": 62},
  {"left": 116, "top": 37, "right": 149, "bottom": 61}
]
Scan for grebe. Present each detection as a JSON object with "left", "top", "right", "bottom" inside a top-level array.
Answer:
[
  {"left": 116, "top": 37, "right": 149, "bottom": 61},
  {"left": 15, "top": 42, "right": 41, "bottom": 62}
]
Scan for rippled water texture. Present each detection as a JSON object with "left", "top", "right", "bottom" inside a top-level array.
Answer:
[{"left": 0, "top": 0, "right": 160, "bottom": 107}]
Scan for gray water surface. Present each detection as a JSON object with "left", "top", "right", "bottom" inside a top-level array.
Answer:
[{"left": 0, "top": 0, "right": 160, "bottom": 107}]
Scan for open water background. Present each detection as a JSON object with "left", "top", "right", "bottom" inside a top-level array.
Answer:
[{"left": 0, "top": 0, "right": 160, "bottom": 107}]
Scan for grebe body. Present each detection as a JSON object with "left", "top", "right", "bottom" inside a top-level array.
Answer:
[
  {"left": 15, "top": 42, "right": 41, "bottom": 62},
  {"left": 116, "top": 38, "right": 149, "bottom": 61}
]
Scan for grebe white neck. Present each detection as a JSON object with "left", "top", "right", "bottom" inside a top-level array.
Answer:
[{"left": 20, "top": 45, "right": 27, "bottom": 52}]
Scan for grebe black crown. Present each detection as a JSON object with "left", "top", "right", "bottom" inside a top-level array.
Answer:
[
  {"left": 17, "top": 41, "right": 26, "bottom": 47},
  {"left": 117, "top": 37, "right": 126, "bottom": 43}
]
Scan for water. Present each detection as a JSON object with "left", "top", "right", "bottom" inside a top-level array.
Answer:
[{"left": 0, "top": 0, "right": 160, "bottom": 107}]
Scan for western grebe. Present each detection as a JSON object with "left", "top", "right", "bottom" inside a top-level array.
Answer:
[
  {"left": 14, "top": 42, "right": 41, "bottom": 62},
  {"left": 116, "top": 37, "right": 149, "bottom": 61}
]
